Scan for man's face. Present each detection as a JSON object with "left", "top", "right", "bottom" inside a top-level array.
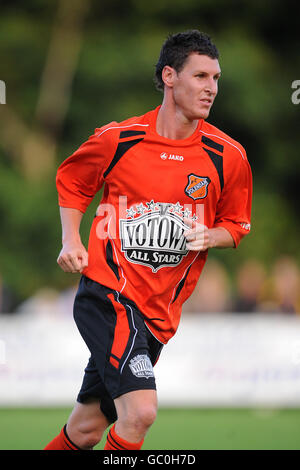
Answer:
[{"left": 169, "top": 53, "right": 221, "bottom": 120}]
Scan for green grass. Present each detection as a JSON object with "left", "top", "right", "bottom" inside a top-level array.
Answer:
[{"left": 0, "top": 407, "right": 300, "bottom": 450}]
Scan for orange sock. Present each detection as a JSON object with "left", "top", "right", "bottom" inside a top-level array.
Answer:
[
  {"left": 44, "top": 425, "right": 80, "bottom": 450},
  {"left": 104, "top": 424, "right": 144, "bottom": 450}
]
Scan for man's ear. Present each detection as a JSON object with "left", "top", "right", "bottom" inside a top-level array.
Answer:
[{"left": 161, "top": 65, "right": 176, "bottom": 88}]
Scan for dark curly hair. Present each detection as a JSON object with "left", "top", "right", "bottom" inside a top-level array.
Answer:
[{"left": 154, "top": 30, "right": 219, "bottom": 92}]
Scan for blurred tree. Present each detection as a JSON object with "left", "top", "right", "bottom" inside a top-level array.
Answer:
[
  {"left": 0, "top": 0, "right": 90, "bottom": 180},
  {"left": 0, "top": 0, "right": 299, "bottom": 301}
]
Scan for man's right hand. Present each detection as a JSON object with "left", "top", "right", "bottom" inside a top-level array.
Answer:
[{"left": 57, "top": 241, "right": 89, "bottom": 273}]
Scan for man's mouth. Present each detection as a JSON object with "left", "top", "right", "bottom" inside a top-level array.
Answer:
[{"left": 200, "top": 98, "right": 212, "bottom": 105}]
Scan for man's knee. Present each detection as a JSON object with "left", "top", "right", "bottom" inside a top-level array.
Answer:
[
  {"left": 66, "top": 400, "right": 111, "bottom": 449},
  {"left": 121, "top": 403, "right": 157, "bottom": 433},
  {"left": 67, "top": 421, "right": 106, "bottom": 449},
  {"left": 76, "top": 428, "right": 104, "bottom": 449},
  {"left": 114, "top": 389, "right": 158, "bottom": 439},
  {"left": 138, "top": 404, "right": 157, "bottom": 429}
]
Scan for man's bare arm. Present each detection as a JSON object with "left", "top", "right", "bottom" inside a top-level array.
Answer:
[{"left": 57, "top": 207, "right": 89, "bottom": 273}]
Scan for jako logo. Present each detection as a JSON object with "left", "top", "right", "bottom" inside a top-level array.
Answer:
[
  {"left": 160, "top": 152, "right": 168, "bottom": 160},
  {"left": 160, "top": 152, "right": 184, "bottom": 161}
]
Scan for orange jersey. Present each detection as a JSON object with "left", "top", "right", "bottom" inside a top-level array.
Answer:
[{"left": 56, "top": 106, "right": 252, "bottom": 344}]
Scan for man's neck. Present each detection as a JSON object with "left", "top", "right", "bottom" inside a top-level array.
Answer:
[{"left": 156, "top": 101, "right": 199, "bottom": 140}]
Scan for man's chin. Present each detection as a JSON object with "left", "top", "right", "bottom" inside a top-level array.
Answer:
[
  {"left": 198, "top": 108, "right": 211, "bottom": 120},
  {"left": 185, "top": 106, "right": 211, "bottom": 121},
  {"left": 192, "top": 107, "right": 211, "bottom": 120}
]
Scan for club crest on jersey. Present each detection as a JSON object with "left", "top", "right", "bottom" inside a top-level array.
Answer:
[
  {"left": 119, "top": 200, "right": 196, "bottom": 272},
  {"left": 185, "top": 174, "right": 210, "bottom": 200}
]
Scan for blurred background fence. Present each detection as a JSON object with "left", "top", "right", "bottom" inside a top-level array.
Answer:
[{"left": 1, "top": 311, "right": 300, "bottom": 407}]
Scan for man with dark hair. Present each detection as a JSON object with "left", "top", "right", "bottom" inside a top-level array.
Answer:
[
  {"left": 154, "top": 30, "right": 219, "bottom": 91},
  {"left": 44, "top": 30, "right": 252, "bottom": 451}
]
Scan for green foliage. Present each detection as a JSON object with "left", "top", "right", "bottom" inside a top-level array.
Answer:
[
  {"left": 0, "top": 0, "right": 299, "bottom": 301},
  {"left": 0, "top": 165, "right": 59, "bottom": 297}
]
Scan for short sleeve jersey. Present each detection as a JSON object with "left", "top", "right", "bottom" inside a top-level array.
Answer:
[{"left": 56, "top": 106, "right": 252, "bottom": 344}]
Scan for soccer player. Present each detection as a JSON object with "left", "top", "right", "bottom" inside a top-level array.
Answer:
[{"left": 44, "top": 30, "right": 252, "bottom": 451}]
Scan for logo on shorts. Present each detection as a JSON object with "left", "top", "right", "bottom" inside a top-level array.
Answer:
[
  {"left": 185, "top": 174, "right": 210, "bottom": 200},
  {"left": 129, "top": 355, "right": 154, "bottom": 379}
]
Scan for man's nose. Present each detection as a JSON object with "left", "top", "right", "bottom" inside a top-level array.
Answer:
[{"left": 204, "top": 78, "right": 217, "bottom": 95}]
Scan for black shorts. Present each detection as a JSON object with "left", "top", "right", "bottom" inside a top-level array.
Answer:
[{"left": 73, "top": 275, "right": 163, "bottom": 424}]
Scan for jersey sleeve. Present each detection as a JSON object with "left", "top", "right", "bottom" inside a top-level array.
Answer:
[
  {"left": 213, "top": 150, "right": 252, "bottom": 248},
  {"left": 56, "top": 126, "right": 115, "bottom": 213}
]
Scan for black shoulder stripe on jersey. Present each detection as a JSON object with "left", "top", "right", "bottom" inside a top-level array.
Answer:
[
  {"left": 104, "top": 138, "right": 144, "bottom": 178},
  {"left": 120, "top": 130, "right": 146, "bottom": 138},
  {"left": 78, "top": 189, "right": 93, "bottom": 199},
  {"left": 203, "top": 147, "right": 224, "bottom": 192},
  {"left": 201, "top": 135, "right": 224, "bottom": 153},
  {"left": 172, "top": 265, "right": 192, "bottom": 304},
  {"left": 146, "top": 317, "right": 165, "bottom": 322},
  {"left": 106, "top": 239, "right": 120, "bottom": 281}
]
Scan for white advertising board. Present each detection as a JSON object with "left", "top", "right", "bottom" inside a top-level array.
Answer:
[{"left": 1, "top": 311, "right": 300, "bottom": 406}]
